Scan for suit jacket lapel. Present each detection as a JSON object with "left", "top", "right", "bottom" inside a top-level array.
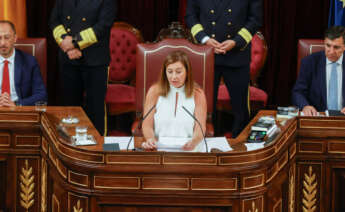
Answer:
[
  {"left": 215, "top": 0, "right": 232, "bottom": 21},
  {"left": 14, "top": 50, "right": 22, "bottom": 98},
  {"left": 320, "top": 53, "right": 327, "bottom": 109}
]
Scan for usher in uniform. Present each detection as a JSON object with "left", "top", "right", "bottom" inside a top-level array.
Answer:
[
  {"left": 50, "top": 0, "right": 116, "bottom": 135},
  {"left": 185, "top": 0, "right": 262, "bottom": 137}
]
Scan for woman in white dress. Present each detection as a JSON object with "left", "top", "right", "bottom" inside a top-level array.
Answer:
[{"left": 141, "top": 50, "right": 207, "bottom": 151}]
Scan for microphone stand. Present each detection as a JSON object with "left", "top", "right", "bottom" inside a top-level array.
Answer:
[
  {"left": 182, "top": 106, "right": 208, "bottom": 153},
  {"left": 126, "top": 104, "right": 156, "bottom": 151}
]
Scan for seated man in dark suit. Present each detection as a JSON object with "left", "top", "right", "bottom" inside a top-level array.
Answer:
[
  {"left": 0, "top": 20, "right": 47, "bottom": 106},
  {"left": 292, "top": 26, "right": 345, "bottom": 116}
]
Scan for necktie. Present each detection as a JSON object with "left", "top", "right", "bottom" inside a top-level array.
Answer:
[
  {"left": 2, "top": 60, "right": 10, "bottom": 95},
  {"left": 328, "top": 62, "right": 338, "bottom": 110}
]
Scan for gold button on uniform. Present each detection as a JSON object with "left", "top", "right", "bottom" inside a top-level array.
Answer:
[
  {"left": 210, "top": 10, "right": 214, "bottom": 14},
  {"left": 228, "top": 9, "right": 232, "bottom": 13},
  {"left": 227, "top": 35, "right": 231, "bottom": 39},
  {"left": 211, "top": 34, "right": 215, "bottom": 38},
  {"left": 82, "top": 18, "right": 86, "bottom": 22},
  {"left": 227, "top": 22, "right": 232, "bottom": 26},
  {"left": 67, "top": 28, "right": 71, "bottom": 32},
  {"left": 212, "top": 21, "right": 216, "bottom": 26},
  {"left": 67, "top": 16, "right": 71, "bottom": 20}
]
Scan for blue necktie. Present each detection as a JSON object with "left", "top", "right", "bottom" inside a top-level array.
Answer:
[{"left": 328, "top": 62, "right": 338, "bottom": 110}]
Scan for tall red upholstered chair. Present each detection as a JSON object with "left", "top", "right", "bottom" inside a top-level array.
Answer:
[
  {"left": 14, "top": 38, "right": 47, "bottom": 85},
  {"left": 105, "top": 22, "right": 144, "bottom": 135},
  {"left": 217, "top": 32, "right": 268, "bottom": 114},
  {"left": 297, "top": 39, "right": 324, "bottom": 75},
  {"left": 135, "top": 38, "right": 214, "bottom": 136}
]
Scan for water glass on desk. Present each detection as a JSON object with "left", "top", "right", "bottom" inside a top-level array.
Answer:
[
  {"left": 35, "top": 101, "right": 47, "bottom": 112},
  {"left": 75, "top": 126, "right": 88, "bottom": 143}
]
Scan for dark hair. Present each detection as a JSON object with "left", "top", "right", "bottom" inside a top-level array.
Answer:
[
  {"left": 0, "top": 20, "right": 16, "bottom": 34},
  {"left": 157, "top": 50, "right": 194, "bottom": 98},
  {"left": 325, "top": 26, "right": 345, "bottom": 43}
]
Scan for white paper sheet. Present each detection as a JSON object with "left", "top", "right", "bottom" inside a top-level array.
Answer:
[
  {"left": 104, "top": 136, "right": 134, "bottom": 150},
  {"left": 245, "top": 142, "right": 265, "bottom": 151},
  {"left": 205, "top": 137, "right": 232, "bottom": 152}
]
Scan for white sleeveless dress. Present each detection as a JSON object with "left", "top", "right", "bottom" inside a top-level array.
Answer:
[{"left": 153, "top": 85, "right": 203, "bottom": 152}]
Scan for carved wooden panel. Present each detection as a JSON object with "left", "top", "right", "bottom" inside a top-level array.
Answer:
[
  {"left": 331, "top": 168, "right": 345, "bottom": 211},
  {"left": 297, "top": 163, "right": 322, "bottom": 212},
  {"left": 289, "top": 164, "right": 296, "bottom": 212},
  {"left": 0, "top": 160, "right": 6, "bottom": 211},
  {"left": 52, "top": 194, "right": 60, "bottom": 212},
  {"left": 242, "top": 196, "right": 264, "bottom": 212},
  {"left": 0, "top": 133, "right": 10, "bottom": 147},
  {"left": 16, "top": 157, "right": 40, "bottom": 212},
  {"left": 101, "top": 206, "right": 231, "bottom": 212},
  {"left": 68, "top": 192, "right": 88, "bottom": 212}
]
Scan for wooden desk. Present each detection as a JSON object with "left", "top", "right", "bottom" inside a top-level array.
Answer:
[{"left": 0, "top": 108, "right": 344, "bottom": 211}]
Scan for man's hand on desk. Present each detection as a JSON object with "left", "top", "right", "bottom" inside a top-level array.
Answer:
[
  {"left": 141, "top": 138, "right": 157, "bottom": 150},
  {"left": 341, "top": 107, "right": 345, "bottom": 114},
  {"left": 302, "top": 105, "right": 318, "bottom": 116},
  {"left": 0, "top": 93, "right": 15, "bottom": 107}
]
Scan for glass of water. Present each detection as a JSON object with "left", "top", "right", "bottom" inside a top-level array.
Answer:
[
  {"left": 35, "top": 101, "right": 47, "bottom": 112},
  {"left": 75, "top": 126, "right": 88, "bottom": 143},
  {"left": 288, "top": 106, "right": 299, "bottom": 117}
]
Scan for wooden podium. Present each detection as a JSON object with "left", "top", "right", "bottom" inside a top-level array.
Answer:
[{"left": 0, "top": 107, "right": 344, "bottom": 212}]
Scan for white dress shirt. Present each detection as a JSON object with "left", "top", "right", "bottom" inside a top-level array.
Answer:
[
  {"left": 0, "top": 49, "right": 19, "bottom": 102},
  {"left": 326, "top": 54, "right": 343, "bottom": 110}
]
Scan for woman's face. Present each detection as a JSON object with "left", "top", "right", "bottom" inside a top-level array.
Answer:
[{"left": 166, "top": 61, "right": 187, "bottom": 88}]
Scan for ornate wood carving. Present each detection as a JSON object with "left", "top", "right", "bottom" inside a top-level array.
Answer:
[
  {"left": 288, "top": 164, "right": 295, "bottom": 212},
  {"left": 19, "top": 160, "right": 35, "bottom": 211},
  {"left": 249, "top": 201, "right": 258, "bottom": 212},
  {"left": 41, "top": 159, "right": 47, "bottom": 212},
  {"left": 302, "top": 166, "right": 317, "bottom": 212},
  {"left": 73, "top": 200, "right": 83, "bottom": 212}
]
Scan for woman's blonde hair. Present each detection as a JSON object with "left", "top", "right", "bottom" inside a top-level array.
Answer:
[{"left": 157, "top": 50, "right": 194, "bottom": 98}]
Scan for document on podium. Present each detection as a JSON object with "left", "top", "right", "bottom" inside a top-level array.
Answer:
[{"left": 157, "top": 137, "right": 232, "bottom": 152}]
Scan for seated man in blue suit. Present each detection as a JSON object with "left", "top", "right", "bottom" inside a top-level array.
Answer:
[
  {"left": 0, "top": 20, "right": 47, "bottom": 106},
  {"left": 292, "top": 26, "right": 345, "bottom": 116}
]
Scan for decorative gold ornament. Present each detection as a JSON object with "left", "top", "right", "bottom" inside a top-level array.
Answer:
[
  {"left": 249, "top": 201, "right": 258, "bottom": 212},
  {"left": 20, "top": 160, "right": 35, "bottom": 212},
  {"left": 289, "top": 165, "right": 295, "bottom": 212},
  {"left": 302, "top": 166, "right": 317, "bottom": 212},
  {"left": 73, "top": 200, "right": 83, "bottom": 212},
  {"left": 41, "top": 159, "right": 47, "bottom": 212}
]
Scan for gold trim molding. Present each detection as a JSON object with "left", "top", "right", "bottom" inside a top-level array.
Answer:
[{"left": 41, "top": 159, "right": 47, "bottom": 212}]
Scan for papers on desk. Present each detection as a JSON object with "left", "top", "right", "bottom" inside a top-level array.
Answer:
[
  {"left": 104, "top": 136, "right": 232, "bottom": 152},
  {"left": 245, "top": 142, "right": 265, "bottom": 151},
  {"left": 157, "top": 137, "right": 232, "bottom": 152},
  {"left": 104, "top": 136, "right": 134, "bottom": 150}
]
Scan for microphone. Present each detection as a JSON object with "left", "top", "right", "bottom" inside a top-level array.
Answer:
[
  {"left": 126, "top": 104, "right": 156, "bottom": 151},
  {"left": 181, "top": 106, "right": 208, "bottom": 153}
]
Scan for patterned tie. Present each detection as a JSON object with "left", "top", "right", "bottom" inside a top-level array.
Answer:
[
  {"left": 2, "top": 60, "right": 10, "bottom": 95},
  {"left": 328, "top": 62, "right": 338, "bottom": 110}
]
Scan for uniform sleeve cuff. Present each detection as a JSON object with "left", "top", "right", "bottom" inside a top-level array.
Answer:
[{"left": 201, "top": 36, "right": 210, "bottom": 44}]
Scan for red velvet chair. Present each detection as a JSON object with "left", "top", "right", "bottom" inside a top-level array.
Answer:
[
  {"left": 105, "top": 22, "right": 144, "bottom": 135},
  {"left": 297, "top": 39, "right": 324, "bottom": 75},
  {"left": 14, "top": 38, "right": 47, "bottom": 85},
  {"left": 135, "top": 38, "right": 214, "bottom": 136},
  {"left": 217, "top": 31, "right": 268, "bottom": 113}
]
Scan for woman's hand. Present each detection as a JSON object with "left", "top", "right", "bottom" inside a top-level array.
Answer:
[
  {"left": 141, "top": 138, "right": 157, "bottom": 150},
  {"left": 182, "top": 140, "right": 199, "bottom": 151}
]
